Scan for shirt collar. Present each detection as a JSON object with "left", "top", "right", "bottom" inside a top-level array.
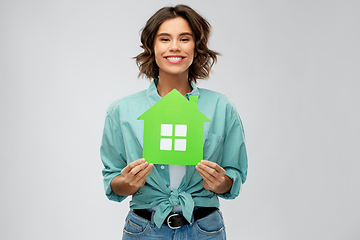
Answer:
[{"left": 147, "top": 78, "right": 200, "bottom": 106}]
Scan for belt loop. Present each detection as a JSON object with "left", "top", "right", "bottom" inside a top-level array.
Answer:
[
  {"left": 150, "top": 210, "right": 155, "bottom": 227},
  {"left": 190, "top": 206, "right": 200, "bottom": 225},
  {"left": 190, "top": 212, "right": 194, "bottom": 225}
]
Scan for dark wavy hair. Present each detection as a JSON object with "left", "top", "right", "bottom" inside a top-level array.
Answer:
[{"left": 134, "top": 4, "right": 219, "bottom": 83}]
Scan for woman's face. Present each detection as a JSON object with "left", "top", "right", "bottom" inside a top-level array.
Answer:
[{"left": 154, "top": 17, "right": 195, "bottom": 79}]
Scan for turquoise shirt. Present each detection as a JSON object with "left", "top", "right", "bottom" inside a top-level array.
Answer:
[{"left": 101, "top": 80, "right": 248, "bottom": 228}]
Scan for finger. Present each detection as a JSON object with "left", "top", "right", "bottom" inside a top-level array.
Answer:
[
  {"left": 128, "top": 161, "right": 150, "bottom": 177},
  {"left": 122, "top": 162, "right": 148, "bottom": 180},
  {"left": 122, "top": 158, "right": 145, "bottom": 175},
  {"left": 133, "top": 163, "right": 153, "bottom": 183},
  {"left": 198, "top": 170, "right": 215, "bottom": 190},
  {"left": 129, "top": 164, "right": 153, "bottom": 187},
  {"left": 198, "top": 167, "right": 217, "bottom": 183},
  {"left": 197, "top": 169, "right": 211, "bottom": 182},
  {"left": 124, "top": 161, "right": 149, "bottom": 185},
  {"left": 196, "top": 164, "right": 216, "bottom": 184},
  {"left": 200, "top": 160, "right": 225, "bottom": 174},
  {"left": 196, "top": 162, "right": 218, "bottom": 178}
]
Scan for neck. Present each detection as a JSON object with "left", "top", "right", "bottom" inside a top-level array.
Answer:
[{"left": 156, "top": 71, "right": 193, "bottom": 97}]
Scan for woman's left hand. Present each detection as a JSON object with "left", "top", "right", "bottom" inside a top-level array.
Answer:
[{"left": 195, "top": 160, "right": 233, "bottom": 194}]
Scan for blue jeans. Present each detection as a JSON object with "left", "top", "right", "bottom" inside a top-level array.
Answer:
[{"left": 122, "top": 209, "right": 226, "bottom": 239}]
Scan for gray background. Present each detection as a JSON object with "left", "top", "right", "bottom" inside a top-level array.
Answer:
[{"left": 1, "top": 0, "right": 359, "bottom": 239}]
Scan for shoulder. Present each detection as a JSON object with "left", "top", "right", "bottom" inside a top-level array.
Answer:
[
  {"left": 198, "top": 87, "right": 239, "bottom": 114},
  {"left": 106, "top": 89, "right": 148, "bottom": 115},
  {"left": 197, "top": 87, "right": 244, "bottom": 132}
]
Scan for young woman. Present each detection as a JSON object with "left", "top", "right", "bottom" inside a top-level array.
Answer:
[{"left": 101, "top": 4, "right": 248, "bottom": 239}]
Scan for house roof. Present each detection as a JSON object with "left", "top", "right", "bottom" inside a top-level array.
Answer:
[{"left": 137, "top": 89, "right": 210, "bottom": 123}]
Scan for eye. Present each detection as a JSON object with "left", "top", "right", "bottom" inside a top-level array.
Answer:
[
  {"left": 160, "top": 38, "right": 170, "bottom": 42},
  {"left": 181, "top": 38, "right": 190, "bottom": 42}
]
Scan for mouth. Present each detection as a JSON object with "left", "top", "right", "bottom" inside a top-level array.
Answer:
[{"left": 165, "top": 56, "right": 185, "bottom": 63}]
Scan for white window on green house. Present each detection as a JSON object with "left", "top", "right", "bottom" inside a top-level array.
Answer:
[{"left": 160, "top": 124, "right": 187, "bottom": 151}]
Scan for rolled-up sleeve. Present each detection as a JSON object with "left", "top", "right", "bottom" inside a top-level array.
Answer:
[
  {"left": 100, "top": 112, "right": 128, "bottom": 203},
  {"left": 217, "top": 110, "right": 248, "bottom": 199}
]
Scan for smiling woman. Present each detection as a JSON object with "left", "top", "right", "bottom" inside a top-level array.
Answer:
[
  {"left": 154, "top": 17, "right": 195, "bottom": 96},
  {"left": 100, "top": 4, "right": 248, "bottom": 240},
  {"left": 135, "top": 5, "right": 219, "bottom": 84},
  {"left": 155, "top": 18, "right": 194, "bottom": 73},
  {"left": 155, "top": 20, "right": 194, "bottom": 68}
]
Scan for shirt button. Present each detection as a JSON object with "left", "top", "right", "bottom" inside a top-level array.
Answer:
[{"left": 161, "top": 165, "right": 165, "bottom": 169}]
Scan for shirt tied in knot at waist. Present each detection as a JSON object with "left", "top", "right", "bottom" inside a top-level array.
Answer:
[{"left": 153, "top": 189, "right": 194, "bottom": 228}]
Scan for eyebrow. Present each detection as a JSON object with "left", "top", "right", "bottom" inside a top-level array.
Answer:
[{"left": 157, "top": 32, "right": 193, "bottom": 37}]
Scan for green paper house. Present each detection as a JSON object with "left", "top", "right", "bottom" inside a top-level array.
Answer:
[{"left": 137, "top": 89, "right": 211, "bottom": 165}]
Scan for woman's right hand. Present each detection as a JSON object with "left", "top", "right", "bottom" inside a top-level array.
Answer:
[{"left": 110, "top": 158, "right": 153, "bottom": 196}]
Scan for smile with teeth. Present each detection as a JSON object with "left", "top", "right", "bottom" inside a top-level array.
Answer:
[
  {"left": 165, "top": 56, "right": 185, "bottom": 63},
  {"left": 166, "top": 57, "right": 183, "bottom": 60}
]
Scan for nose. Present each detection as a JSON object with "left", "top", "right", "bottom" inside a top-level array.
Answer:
[{"left": 169, "top": 40, "right": 180, "bottom": 51}]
